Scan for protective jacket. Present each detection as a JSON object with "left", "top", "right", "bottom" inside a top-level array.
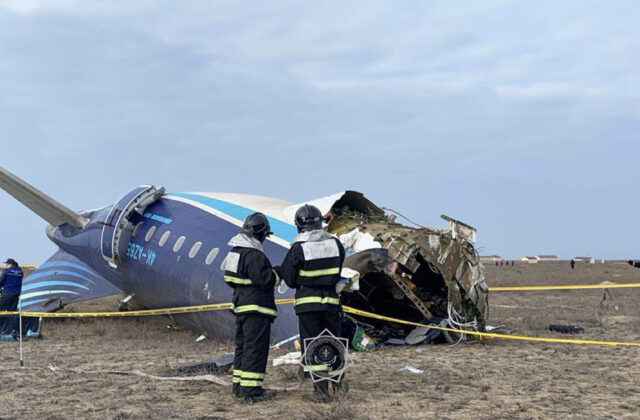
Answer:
[
  {"left": 221, "top": 233, "right": 277, "bottom": 318},
  {"left": 0, "top": 265, "right": 23, "bottom": 295},
  {"left": 277, "top": 229, "right": 345, "bottom": 314}
]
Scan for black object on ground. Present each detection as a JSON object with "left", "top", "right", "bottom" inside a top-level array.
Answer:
[
  {"left": 549, "top": 324, "right": 585, "bottom": 334},
  {"left": 174, "top": 353, "right": 235, "bottom": 376}
]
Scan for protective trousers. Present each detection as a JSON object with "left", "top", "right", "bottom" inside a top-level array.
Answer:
[
  {"left": 233, "top": 314, "right": 271, "bottom": 397},
  {"left": 0, "top": 293, "right": 19, "bottom": 334},
  {"left": 299, "top": 310, "right": 344, "bottom": 396}
]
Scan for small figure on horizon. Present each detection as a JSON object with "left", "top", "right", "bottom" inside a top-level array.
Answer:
[{"left": 570, "top": 259, "right": 576, "bottom": 270}]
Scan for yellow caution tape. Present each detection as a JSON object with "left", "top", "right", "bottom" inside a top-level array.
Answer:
[
  {"left": 341, "top": 306, "right": 640, "bottom": 348},
  {"left": 0, "top": 299, "right": 295, "bottom": 318},
  {"left": 1, "top": 297, "right": 639, "bottom": 347},
  {"left": 0, "top": 302, "right": 230, "bottom": 318},
  {"left": 489, "top": 282, "right": 640, "bottom": 291}
]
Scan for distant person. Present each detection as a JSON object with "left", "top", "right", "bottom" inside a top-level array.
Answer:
[
  {"left": 0, "top": 258, "right": 23, "bottom": 340},
  {"left": 570, "top": 259, "right": 575, "bottom": 270},
  {"left": 628, "top": 260, "right": 640, "bottom": 269},
  {"left": 221, "top": 213, "right": 278, "bottom": 403}
]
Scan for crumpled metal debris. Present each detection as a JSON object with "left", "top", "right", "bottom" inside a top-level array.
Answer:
[
  {"left": 325, "top": 196, "right": 488, "bottom": 342},
  {"left": 549, "top": 324, "right": 585, "bottom": 334},
  {"left": 174, "top": 353, "right": 235, "bottom": 376}
]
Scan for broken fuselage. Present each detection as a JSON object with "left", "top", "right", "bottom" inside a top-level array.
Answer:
[{"left": 324, "top": 193, "right": 489, "bottom": 335}]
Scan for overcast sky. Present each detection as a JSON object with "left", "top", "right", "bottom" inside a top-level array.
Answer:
[{"left": 0, "top": 1, "right": 638, "bottom": 262}]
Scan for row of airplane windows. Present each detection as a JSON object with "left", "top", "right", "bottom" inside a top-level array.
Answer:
[{"left": 132, "top": 222, "right": 219, "bottom": 265}]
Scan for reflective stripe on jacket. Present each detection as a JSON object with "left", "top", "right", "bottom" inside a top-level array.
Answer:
[
  {"left": 221, "top": 234, "right": 277, "bottom": 319},
  {"left": 276, "top": 230, "right": 345, "bottom": 314}
]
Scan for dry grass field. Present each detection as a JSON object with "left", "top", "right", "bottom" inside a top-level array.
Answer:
[{"left": 2, "top": 261, "right": 640, "bottom": 419}]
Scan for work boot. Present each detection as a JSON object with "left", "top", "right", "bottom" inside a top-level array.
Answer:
[
  {"left": 302, "top": 390, "right": 333, "bottom": 403},
  {"left": 243, "top": 389, "right": 278, "bottom": 404},
  {"left": 303, "top": 381, "right": 333, "bottom": 403},
  {"left": 332, "top": 379, "right": 349, "bottom": 397}
]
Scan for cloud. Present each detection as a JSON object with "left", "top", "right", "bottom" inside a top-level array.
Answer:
[
  {"left": 0, "top": 1, "right": 639, "bottom": 261},
  {"left": 495, "top": 82, "right": 609, "bottom": 99}
]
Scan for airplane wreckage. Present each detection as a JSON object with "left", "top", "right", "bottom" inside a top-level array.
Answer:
[{"left": 0, "top": 165, "right": 489, "bottom": 348}]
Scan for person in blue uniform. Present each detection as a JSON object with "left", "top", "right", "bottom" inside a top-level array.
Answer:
[{"left": 0, "top": 258, "right": 24, "bottom": 340}]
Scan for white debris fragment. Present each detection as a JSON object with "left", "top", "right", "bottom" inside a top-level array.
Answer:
[
  {"left": 339, "top": 228, "right": 382, "bottom": 252},
  {"left": 485, "top": 325, "right": 505, "bottom": 332},
  {"left": 195, "top": 334, "right": 206, "bottom": 343},
  {"left": 399, "top": 365, "right": 423, "bottom": 374},
  {"left": 273, "top": 351, "right": 302, "bottom": 367}
]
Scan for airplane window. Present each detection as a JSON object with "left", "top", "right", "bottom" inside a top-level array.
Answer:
[
  {"left": 205, "top": 248, "right": 219, "bottom": 265},
  {"left": 189, "top": 241, "right": 202, "bottom": 259},
  {"left": 145, "top": 225, "right": 157, "bottom": 242},
  {"left": 159, "top": 231, "right": 171, "bottom": 247},
  {"left": 173, "top": 236, "right": 186, "bottom": 252},
  {"left": 132, "top": 222, "right": 143, "bottom": 237}
]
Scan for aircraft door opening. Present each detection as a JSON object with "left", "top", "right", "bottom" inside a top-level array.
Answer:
[{"left": 100, "top": 185, "right": 165, "bottom": 267}]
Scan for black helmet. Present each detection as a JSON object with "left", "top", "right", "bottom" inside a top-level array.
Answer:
[
  {"left": 294, "top": 205, "right": 323, "bottom": 233},
  {"left": 241, "top": 212, "right": 272, "bottom": 243}
]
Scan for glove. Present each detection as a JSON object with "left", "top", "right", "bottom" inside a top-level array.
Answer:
[
  {"left": 339, "top": 268, "right": 360, "bottom": 293},
  {"left": 335, "top": 279, "right": 347, "bottom": 294}
]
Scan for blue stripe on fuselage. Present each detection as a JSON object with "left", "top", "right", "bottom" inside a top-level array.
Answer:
[
  {"left": 170, "top": 193, "right": 298, "bottom": 243},
  {"left": 24, "top": 269, "right": 96, "bottom": 285},
  {"left": 39, "top": 261, "right": 99, "bottom": 279},
  {"left": 22, "top": 281, "right": 90, "bottom": 292}
]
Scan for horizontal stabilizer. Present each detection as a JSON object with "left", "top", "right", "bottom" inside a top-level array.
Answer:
[
  {"left": 0, "top": 165, "right": 88, "bottom": 228},
  {"left": 20, "top": 250, "right": 122, "bottom": 311}
]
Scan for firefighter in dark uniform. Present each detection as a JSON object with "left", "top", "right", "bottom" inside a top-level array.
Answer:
[
  {"left": 276, "top": 204, "right": 347, "bottom": 403},
  {"left": 628, "top": 260, "right": 640, "bottom": 269},
  {"left": 0, "top": 258, "right": 24, "bottom": 340},
  {"left": 221, "top": 213, "right": 279, "bottom": 403}
]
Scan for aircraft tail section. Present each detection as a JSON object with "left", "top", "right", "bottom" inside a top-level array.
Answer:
[
  {"left": 20, "top": 249, "right": 122, "bottom": 312},
  {"left": 0, "top": 165, "right": 88, "bottom": 228}
]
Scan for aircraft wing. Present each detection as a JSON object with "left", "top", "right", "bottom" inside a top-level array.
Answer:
[
  {"left": 20, "top": 250, "right": 122, "bottom": 311},
  {"left": 0, "top": 165, "right": 88, "bottom": 228}
]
